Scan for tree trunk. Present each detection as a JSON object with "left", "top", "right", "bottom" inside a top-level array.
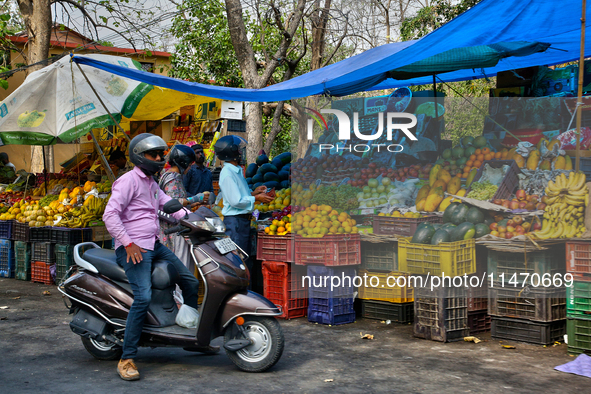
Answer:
[
  {"left": 246, "top": 103, "right": 264, "bottom": 160},
  {"left": 263, "top": 101, "right": 285, "bottom": 154},
  {"left": 18, "top": 0, "right": 52, "bottom": 174}
]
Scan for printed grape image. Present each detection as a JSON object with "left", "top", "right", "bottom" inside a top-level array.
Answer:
[
  {"left": 105, "top": 76, "right": 128, "bottom": 96},
  {"left": 17, "top": 110, "right": 46, "bottom": 128}
]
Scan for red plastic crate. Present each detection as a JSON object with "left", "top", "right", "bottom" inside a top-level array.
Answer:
[
  {"left": 31, "top": 261, "right": 53, "bottom": 285},
  {"left": 294, "top": 234, "right": 360, "bottom": 266},
  {"left": 262, "top": 261, "right": 307, "bottom": 319},
  {"left": 373, "top": 215, "right": 442, "bottom": 237},
  {"left": 567, "top": 240, "right": 591, "bottom": 282},
  {"left": 257, "top": 233, "right": 294, "bottom": 262}
]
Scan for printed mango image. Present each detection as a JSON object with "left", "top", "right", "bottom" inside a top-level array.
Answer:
[
  {"left": 17, "top": 110, "right": 46, "bottom": 127},
  {"left": 105, "top": 76, "right": 128, "bottom": 96}
]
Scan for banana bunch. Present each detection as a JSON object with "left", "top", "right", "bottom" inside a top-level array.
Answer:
[
  {"left": 58, "top": 203, "right": 106, "bottom": 228},
  {"left": 533, "top": 172, "right": 588, "bottom": 240},
  {"left": 87, "top": 197, "right": 106, "bottom": 217}
]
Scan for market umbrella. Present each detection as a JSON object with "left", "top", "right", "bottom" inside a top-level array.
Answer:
[{"left": 0, "top": 54, "right": 218, "bottom": 145}]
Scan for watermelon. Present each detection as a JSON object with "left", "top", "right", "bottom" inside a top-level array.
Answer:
[
  {"left": 442, "top": 202, "right": 460, "bottom": 223},
  {"left": 451, "top": 204, "right": 469, "bottom": 225},
  {"left": 441, "top": 223, "right": 457, "bottom": 234},
  {"left": 475, "top": 223, "right": 490, "bottom": 238},
  {"left": 282, "top": 163, "right": 291, "bottom": 172},
  {"left": 451, "top": 222, "right": 476, "bottom": 241},
  {"left": 484, "top": 217, "right": 494, "bottom": 227},
  {"left": 253, "top": 182, "right": 264, "bottom": 190},
  {"left": 246, "top": 177, "right": 252, "bottom": 185},
  {"left": 452, "top": 147, "right": 464, "bottom": 158},
  {"left": 264, "top": 172, "right": 280, "bottom": 182},
  {"left": 465, "top": 207, "right": 485, "bottom": 224},
  {"left": 263, "top": 181, "right": 280, "bottom": 190},
  {"left": 256, "top": 154, "right": 269, "bottom": 166},
  {"left": 280, "top": 180, "right": 290, "bottom": 189},
  {"left": 259, "top": 163, "right": 278, "bottom": 174},
  {"left": 411, "top": 224, "right": 436, "bottom": 244},
  {"left": 278, "top": 170, "right": 290, "bottom": 181},
  {"left": 245, "top": 163, "right": 259, "bottom": 178},
  {"left": 271, "top": 157, "right": 284, "bottom": 170},
  {"left": 431, "top": 229, "right": 451, "bottom": 245},
  {"left": 275, "top": 152, "right": 292, "bottom": 165},
  {"left": 251, "top": 173, "right": 264, "bottom": 184}
]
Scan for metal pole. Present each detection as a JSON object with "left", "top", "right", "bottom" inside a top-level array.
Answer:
[
  {"left": 433, "top": 75, "right": 439, "bottom": 119},
  {"left": 576, "top": 0, "right": 587, "bottom": 172},
  {"left": 74, "top": 62, "right": 131, "bottom": 143},
  {"left": 42, "top": 146, "right": 48, "bottom": 196}
]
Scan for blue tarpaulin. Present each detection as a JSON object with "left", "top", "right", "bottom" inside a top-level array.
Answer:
[{"left": 72, "top": 0, "right": 591, "bottom": 101}]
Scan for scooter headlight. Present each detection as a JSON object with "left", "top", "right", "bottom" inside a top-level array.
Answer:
[
  {"left": 191, "top": 220, "right": 216, "bottom": 232},
  {"left": 205, "top": 217, "right": 226, "bottom": 233}
]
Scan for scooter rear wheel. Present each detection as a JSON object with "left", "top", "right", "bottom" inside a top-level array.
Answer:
[
  {"left": 81, "top": 336, "right": 123, "bottom": 361},
  {"left": 224, "top": 316, "right": 284, "bottom": 372}
]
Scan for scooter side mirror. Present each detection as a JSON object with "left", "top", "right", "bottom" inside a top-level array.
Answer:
[{"left": 163, "top": 199, "right": 184, "bottom": 214}]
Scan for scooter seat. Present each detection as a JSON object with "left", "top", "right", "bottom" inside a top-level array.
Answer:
[{"left": 83, "top": 248, "right": 128, "bottom": 283}]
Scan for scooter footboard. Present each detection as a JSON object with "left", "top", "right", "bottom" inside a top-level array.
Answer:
[{"left": 218, "top": 291, "right": 282, "bottom": 331}]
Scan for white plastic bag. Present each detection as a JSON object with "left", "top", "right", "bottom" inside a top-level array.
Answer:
[{"left": 175, "top": 304, "right": 200, "bottom": 329}]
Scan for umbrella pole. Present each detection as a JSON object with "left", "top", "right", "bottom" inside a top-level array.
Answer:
[
  {"left": 42, "top": 146, "right": 48, "bottom": 197},
  {"left": 74, "top": 62, "right": 131, "bottom": 143},
  {"left": 88, "top": 130, "right": 116, "bottom": 183},
  {"left": 576, "top": 0, "right": 587, "bottom": 172},
  {"left": 433, "top": 75, "right": 439, "bottom": 119}
]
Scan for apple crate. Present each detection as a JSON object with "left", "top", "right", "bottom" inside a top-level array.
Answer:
[
  {"left": 256, "top": 232, "right": 294, "bottom": 263},
  {"left": 467, "top": 160, "right": 521, "bottom": 201},
  {"left": 373, "top": 215, "right": 442, "bottom": 237},
  {"left": 294, "top": 234, "right": 360, "bottom": 266}
]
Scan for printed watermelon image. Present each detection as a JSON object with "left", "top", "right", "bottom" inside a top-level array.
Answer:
[
  {"left": 105, "top": 75, "right": 128, "bottom": 96},
  {"left": 17, "top": 110, "right": 46, "bottom": 127}
]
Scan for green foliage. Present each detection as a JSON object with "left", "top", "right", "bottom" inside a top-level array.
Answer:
[{"left": 263, "top": 112, "right": 292, "bottom": 157}]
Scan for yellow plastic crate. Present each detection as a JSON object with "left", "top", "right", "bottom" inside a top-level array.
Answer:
[
  {"left": 358, "top": 270, "right": 414, "bottom": 303},
  {"left": 398, "top": 237, "right": 476, "bottom": 277}
]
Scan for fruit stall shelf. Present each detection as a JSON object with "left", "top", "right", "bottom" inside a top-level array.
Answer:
[
  {"left": 491, "top": 317, "right": 565, "bottom": 346},
  {"left": 262, "top": 261, "right": 308, "bottom": 320},
  {"left": 358, "top": 270, "right": 414, "bottom": 303},
  {"left": 466, "top": 160, "right": 521, "bottom": 201},
  {"left": 372, "top": 215, "right": 442, "bottom": 237},
  {"left": 294, "top": 234, "right": 360, "bottom": 266},
  {"left": 398, "top": 237, "right": 476, "bottom": 277},
  {"left": 257, "top": 233, "right": 294, "bottom": 263}
]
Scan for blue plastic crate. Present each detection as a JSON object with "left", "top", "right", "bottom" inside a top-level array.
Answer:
[
  {"left": 308, "top": 297, "right": 355, "bottom": 325},
  {"left": 306, "top": 265, "right": 357, "bottom": 299},
  {"left": 0, "top": 220, "right": 13, "bottom": 239},
  {"left": 0, "top": 239, "right": 15, "bottom": 278}
]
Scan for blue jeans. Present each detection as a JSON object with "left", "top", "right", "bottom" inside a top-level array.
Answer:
[
  {"left": 116, "top": 241, "right": 200, "bottom": 359},
  {"left": 223, "top": 216, "right": 251, "bottom": 271}
]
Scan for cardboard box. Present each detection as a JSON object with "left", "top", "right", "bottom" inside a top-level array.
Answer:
[{"left": 220, "top": 101, "right": 243, "bottom": 120}]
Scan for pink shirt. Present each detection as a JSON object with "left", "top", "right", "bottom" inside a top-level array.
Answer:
[{"left": 103, "top": 166, "right": 188, "bottom": 250}]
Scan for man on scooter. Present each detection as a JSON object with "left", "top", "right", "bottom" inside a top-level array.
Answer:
[{"left": 103, "top": 133, "right": 217, "bottom": 382}]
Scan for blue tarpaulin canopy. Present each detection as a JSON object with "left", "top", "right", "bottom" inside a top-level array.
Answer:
[{"left": 72, "top": 0, "right": 591, "bottom": 101}]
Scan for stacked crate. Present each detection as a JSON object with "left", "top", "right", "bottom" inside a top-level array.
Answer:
[
  {"left": 31, "top": 241, "right": 55, "bottom": 284},
  {"left": 566, "top": 241, "right": 591, "bottom": 355},
  {"left": 14, "top": 241, "right": 31, "bottom": 280},
  {"left": 467, "top": 245, "right": 491, "bottom": 335},
  {"left": 358, "top": 240, "right": 414, "bottom": 324},
  {"left": 397, "top": 237, "right": 477, "bottom": 341},
  {"left": 257, "top": 233, "right": 307, "bottom": 319},
  {"left": 0, "top": 237, "right": 15, "bottom": 278},
  {"left": 488, "top": 245, "right": 566, "bottom": 345}
]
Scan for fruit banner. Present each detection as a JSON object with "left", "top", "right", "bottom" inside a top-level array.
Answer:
[{"left": 0, "top": 54, "right": 218, "bottom": 145}]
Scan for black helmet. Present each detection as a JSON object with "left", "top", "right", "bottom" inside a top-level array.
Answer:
[
  {"left": 167, "top": 145, "right": 196, "bottom": 174},
  {"left": 128, "top": 133, "right": 168, "bottom": 176},
  {"left": 214, "top": 135, "right": 247, "bottom": 163}
]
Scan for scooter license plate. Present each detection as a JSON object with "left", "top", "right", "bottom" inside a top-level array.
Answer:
[{"left": 214, "top": 238, "right": 237, "bottom": 254}]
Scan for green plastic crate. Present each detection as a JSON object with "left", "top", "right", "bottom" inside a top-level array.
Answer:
[
  {"left": 567, "top": 318, "right": 591, "bottom": 356},
  {"left": 55, "top": 244, "right": 74, "bottom": 284},
  {"left": 567, "top": 281, "right": 591, "bottom": 320},
  {"left": 14, "top": 241, "right": 31, "bottom": 281},
  {"left": 360, "top": 241, "right": 397, "bottom": 271}
]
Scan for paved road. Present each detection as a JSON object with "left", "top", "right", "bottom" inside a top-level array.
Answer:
[{"left": 0, "top": 278, "right": 587, "bottom": 393}]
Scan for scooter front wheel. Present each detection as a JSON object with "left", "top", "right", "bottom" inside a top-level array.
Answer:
[{"left": 224, "top": 316, "right": 284, "bottom": 372}]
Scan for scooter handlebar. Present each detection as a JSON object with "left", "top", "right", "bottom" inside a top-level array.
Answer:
[{"left": 164, "top": 224, "right": 185, "bottom": 235}]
